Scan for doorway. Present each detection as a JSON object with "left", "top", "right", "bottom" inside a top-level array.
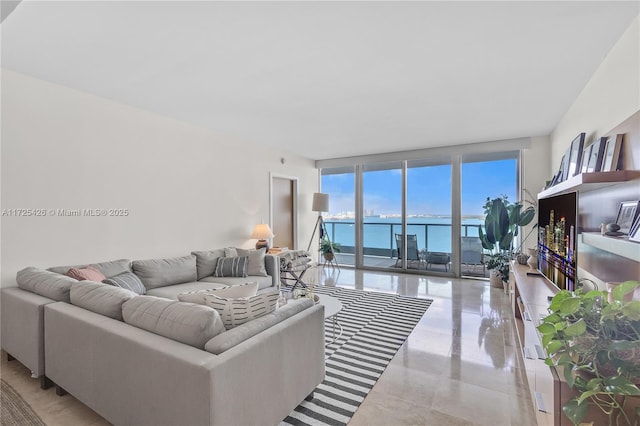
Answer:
[{"left": 270, "top": 174, "right": 298, "bottom": 250}]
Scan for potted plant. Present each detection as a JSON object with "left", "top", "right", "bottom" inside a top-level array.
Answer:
[
  {"left": 537, "top": 280, "right": 640, "bottom": 425},
  {"left": 479, "top": 195, "right": 536, "bottom": 287},
  {"left": 320, "top": 238, "right": 341, "bottom": 261}
]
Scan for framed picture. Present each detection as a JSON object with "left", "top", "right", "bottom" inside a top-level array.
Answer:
[
  {"left": 630, "top": 216, "right": 640, "bottom": 242},
  {"left": 580, "top": 144, "right": 593, "bottom": 174},
  {"left": 567, "top": 133, "right": 585, "bottom": 178},
  {"left": 615, "top": 200, "right": 639, "bottom": 234},
  {"left": 588, "top": 137, "right": 607, "bottom": 172},
  {"left": 558, "top": 153, "right": 568, "bottom": 183},
  {"left": 602, "top": 134, "right": 623, "bottom": 172}
]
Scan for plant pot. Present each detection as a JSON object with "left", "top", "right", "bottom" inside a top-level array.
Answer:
[
  {"left": 490, "top": 270, "right": 503, "bottom": 288},
  {"left": 323, "top": 252, "right": 334, "bottom": 261}
]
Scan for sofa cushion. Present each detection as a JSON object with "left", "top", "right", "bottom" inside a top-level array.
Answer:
[
  {"left": 48, "top": 258, "right": 131, "bottom": 278},
  {"left": 122, "top": 296, "right": 225, "bottom": 349},
  {"left": 103, "top": 271, "right": 146, "bottom": 295},
  {"left": 66, "top": 266, "right": 106, "bottom": 282},
  {"left": 132, "top": 255, "right": 197, "bottom": 289},
  {"left": 177, "top": 282, "right": 258, "bottom": 304},
  {"left": 203, "top": 291, "right": 279, "bottom": 329},
  {"left": 236, "top": 248, "right": 268, "bottom": 277},
  {"left": 213, "top": 256, "right": 247, "bottom": 278},
  {"left": 70, "top": 281, "right": 137, "bottom": 321},
  {"left": 191, "top": 249, "right": 225, "bottom": 280},
  {"left": 204, "top": 298, "right": 314, "bottom": 354},
  {"left": 16, "top": 267, "right": 77, "bottom": 302}
]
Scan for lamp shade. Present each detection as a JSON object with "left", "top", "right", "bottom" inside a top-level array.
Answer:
[
  {"left": 250, "top": 223, "right": 274, "bottom": 240},
  {"left": 312, "top": 192, "right": 329, "bottom": 212}
]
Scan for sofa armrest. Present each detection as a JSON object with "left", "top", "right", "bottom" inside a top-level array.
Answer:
[
  {"left": 264, "top": 254, "right": 280, "bottom": 289},
  {"left": 1, "top": 287, "right": 55, "bottom": 377},
  {"left": 208, "top": 303, "right": 325, "bottom": 425}
]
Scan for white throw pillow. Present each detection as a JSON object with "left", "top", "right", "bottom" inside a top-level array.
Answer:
[
  {"left": 177, "top": 282, "right": 258, "bottom": 305},
  {"left": 203, "top": 291, "right": 279, "bottom": 329}
]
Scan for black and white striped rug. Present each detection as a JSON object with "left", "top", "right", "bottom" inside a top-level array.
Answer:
[{"left": 281, "top": 286, "right": 433, "bottom": 426}]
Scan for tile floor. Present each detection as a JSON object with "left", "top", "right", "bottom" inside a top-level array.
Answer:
[{"left": 1, "top": 267, "right": 537, "bottom": 425}]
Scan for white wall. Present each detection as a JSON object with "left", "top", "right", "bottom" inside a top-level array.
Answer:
[
  {"left": 0, "top": 70, "right": 318, "bottom": 286},
  {"left": 550, "top": 16, "right": 639, "bottom": 166}
]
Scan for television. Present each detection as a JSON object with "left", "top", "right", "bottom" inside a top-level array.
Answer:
[{"left": 537, "top": 191, "right": 578, "bottom": 291}]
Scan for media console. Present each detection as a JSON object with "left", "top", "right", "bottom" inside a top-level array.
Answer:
[{"left": 510, "top": 262, "right": 558, "bottom": 426}]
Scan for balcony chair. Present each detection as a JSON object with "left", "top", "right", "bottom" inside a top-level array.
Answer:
[
  {"left": 426, "top": 251, "right": 451, "bottom": 272},
  {"left": 461, "top": 236, "right": 485, "bottom": 275},
  {"left": 395, "top": 234, "right": 422, "bottom": 268}
]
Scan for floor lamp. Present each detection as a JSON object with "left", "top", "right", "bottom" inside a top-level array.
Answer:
[{"left": 307, "top": 192, "right": 340, "bottom": 270}]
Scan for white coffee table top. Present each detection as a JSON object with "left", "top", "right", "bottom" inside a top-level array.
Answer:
[{"left": 316, "top": 294, "right": 342, "bottom": 319}]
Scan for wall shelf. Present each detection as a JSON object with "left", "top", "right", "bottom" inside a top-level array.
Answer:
[
  {"left": 581, "top": 232, "right": 640, "bottom": 262},
  {"left": 538, "top": 170, "right": 640, "bottom": 199}
]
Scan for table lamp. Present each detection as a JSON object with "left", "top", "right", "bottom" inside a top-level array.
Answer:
[{"left": 251, "top": 223, "right": 274, "bottom": 250}]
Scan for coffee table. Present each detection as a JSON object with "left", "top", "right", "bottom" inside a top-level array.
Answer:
[{"left": 316, "top": 294, "right": 343, "bottom": 345}]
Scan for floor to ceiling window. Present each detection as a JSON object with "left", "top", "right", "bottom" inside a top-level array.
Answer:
[
  {"left": 319, "top": 147, "right": 521, "bottom": 277},
  {"left": 461, "top": 154, "right": 518, "bottom": 278},
  {"left": 320, "top": 167, "right": 355, "bottom": 266},
  {"left": 362, "top": 162, "right": 403, "bottom": 268},
  {"left": 407, "top": 159, "right": 452, "bottom": 273}
]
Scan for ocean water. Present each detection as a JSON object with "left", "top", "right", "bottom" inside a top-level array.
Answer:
[{"left": 325, "top": 217, "right": 483, "bottom": 253}]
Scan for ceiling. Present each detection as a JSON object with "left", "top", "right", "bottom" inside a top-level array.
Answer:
[{"left": 2, "top": 1, "right": 638, "bottom": 160}]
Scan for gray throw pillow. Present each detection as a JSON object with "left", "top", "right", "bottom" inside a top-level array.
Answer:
[
  {"left": 103, "top": 271, "right": 146, "bottom": 295},
  {"left": 236, "top": 248, "right": 268, "bottom": 277},
  {"left": 191, "top": 249, "right": 225, "bottom": 280},
  {"left": 213, "top": 256, "right": 248, "bottom": 278}
]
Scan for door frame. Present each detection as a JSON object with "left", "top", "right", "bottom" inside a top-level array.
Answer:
[{"left": 269, "top": 173, "right": 298, "bottom": 249}]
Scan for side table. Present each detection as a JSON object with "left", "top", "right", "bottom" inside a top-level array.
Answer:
[{"left": 316, "top": 294, "right": 343, "bottom": 345}]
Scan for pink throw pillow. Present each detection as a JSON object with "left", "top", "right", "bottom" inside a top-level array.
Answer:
[{"left": 66, "top": 266, "right": 106, "bottom": 282}]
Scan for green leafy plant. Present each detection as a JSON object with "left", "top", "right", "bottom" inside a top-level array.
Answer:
[
  {"left": 537, "top": 281, "right": 640, "bottom": 425},
  {"left": 319, "top": 238, "right": 341, "bottom": 255},
  {"left": 479, "top": 195, "right": 535, "bottom": 282}
]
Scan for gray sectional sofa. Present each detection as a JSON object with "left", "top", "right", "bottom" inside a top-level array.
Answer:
[{"left": 1, "top": 250, "right": 325, "bottom": 426}]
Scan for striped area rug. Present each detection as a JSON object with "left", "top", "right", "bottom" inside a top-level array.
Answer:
[{"left": 281, "top": 286, "right": 433, "bottom": 426}]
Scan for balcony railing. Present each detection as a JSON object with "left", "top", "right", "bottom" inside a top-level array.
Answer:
[{"left": 324, "top": 220, "right": 483, "bottom": 257}]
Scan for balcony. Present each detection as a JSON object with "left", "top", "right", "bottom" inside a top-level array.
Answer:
[{"left": 324, "top": 220, "right": 488, "bottom": 277}]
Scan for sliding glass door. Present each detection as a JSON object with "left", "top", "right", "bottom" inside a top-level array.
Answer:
[
  {"left": 461, "top": 154, "right": 518, "bottom": 278},
  {"left": 320, "top": 151, "right": 519, "bottom": 277},
  {"left": 407, "top": 160, "right": 452, "bottom": 273},
  {"left": 362, "top": 162, "right": 403, "bottom": 268}
]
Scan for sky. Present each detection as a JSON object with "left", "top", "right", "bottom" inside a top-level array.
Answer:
[{"left": 321, "top": 159, "right": 517, "bottom": 217}]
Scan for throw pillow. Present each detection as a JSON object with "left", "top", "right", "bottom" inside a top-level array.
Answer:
[
  {"left": 103, "top": 271, "right": 146, "bottom": 295},
  {"left": 66, "top": 266, "right": 106, "bottom": 282},
  {"left": 224, "top": 247, "right": 238, "bottom": 258},
  {"left": 177, "top": 282, "right": 258, "bottom": 305},
  {"left": 236, "top": 248, "right": 268, "bottom": 277},
  {"left": 203, "top": 291, "right": 279, "bottom": 329},
  {"left": 213, "top": 256, "right": 248, "bottom": 278},
  {"left": 191, "top": 249, "right": 225, "bottom": 280}
]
